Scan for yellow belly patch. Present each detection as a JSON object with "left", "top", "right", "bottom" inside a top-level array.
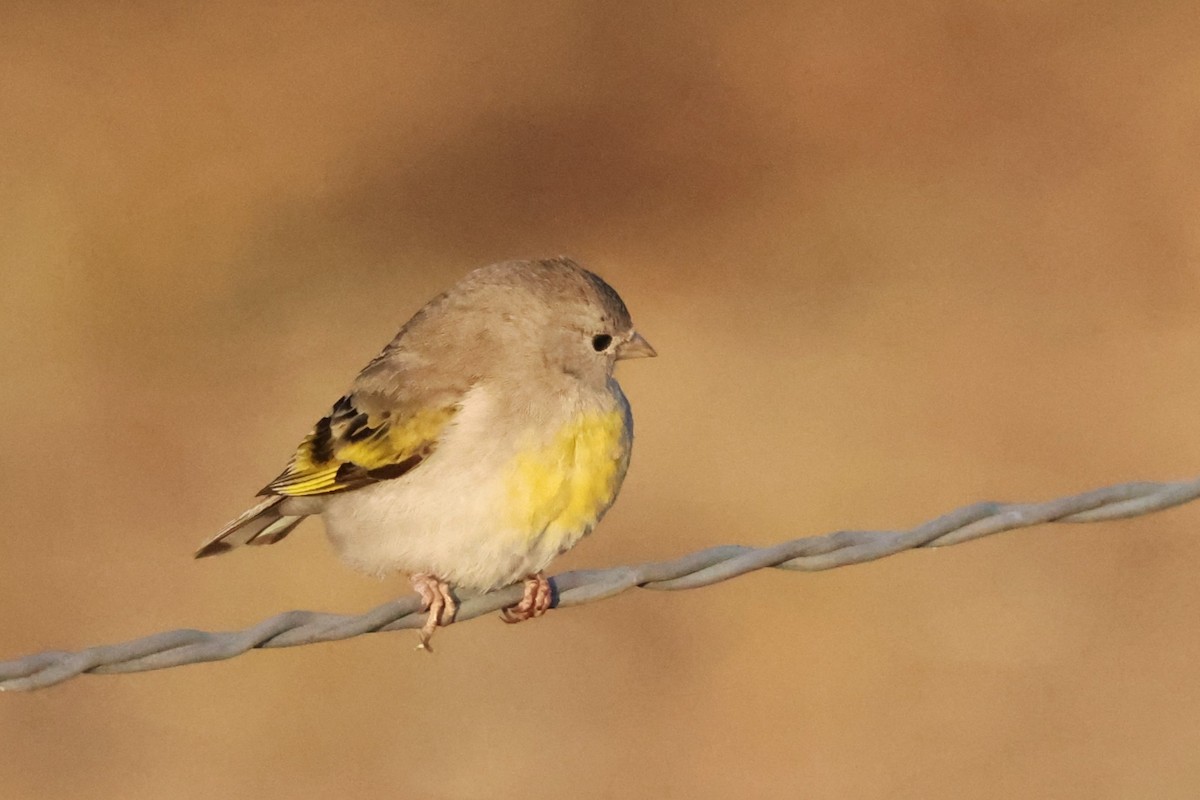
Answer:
[{"left": 505, "top": 409, "right": 628, "bottom": 539}]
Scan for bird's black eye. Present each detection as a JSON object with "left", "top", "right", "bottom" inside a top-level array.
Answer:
[{"left": 591, "top": 334, "right": 613, "bottom": 352}]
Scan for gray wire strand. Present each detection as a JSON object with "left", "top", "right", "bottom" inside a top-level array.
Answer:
[{"left": 3, "top": 475, "right": 1198, "bottom": 692}]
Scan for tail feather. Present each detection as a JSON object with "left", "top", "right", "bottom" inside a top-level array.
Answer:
[
  {"left": 194, "top": 496, "right": 307, "bottom": 558},
  {"left": 246, "top": 515, "right": 305, "bottom": 547}
]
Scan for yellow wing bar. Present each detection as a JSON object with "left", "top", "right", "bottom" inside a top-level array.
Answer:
[{"left": 263, "top": 396, "right": 456, "bottom": 497}]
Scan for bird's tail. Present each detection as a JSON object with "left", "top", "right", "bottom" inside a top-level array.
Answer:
[{"left": 194, "top": 496, "right": 307, "bottom": 558}]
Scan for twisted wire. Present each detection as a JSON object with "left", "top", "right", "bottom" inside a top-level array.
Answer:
[{"left": 3, "top": 475, "right": 1198, "bottom": 692}]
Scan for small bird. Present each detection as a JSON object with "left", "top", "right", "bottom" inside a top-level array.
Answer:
[{"left": 195, "top": 257, "right": 655, "bottom": 649}]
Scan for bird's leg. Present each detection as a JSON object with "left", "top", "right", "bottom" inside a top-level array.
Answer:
[
  {"left": 500, "top": 572, "right": 553, "bottom": 624},
  {"left": 410, "top": 573, "right": 457, "bottom": 651}
]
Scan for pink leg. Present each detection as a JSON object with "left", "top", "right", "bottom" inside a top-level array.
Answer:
[
  {"left": 411, "top": 573, "right": 457, "bottom": 651},
  {"left": 500, "top": 572, "right": 553, "bottom": 624}
]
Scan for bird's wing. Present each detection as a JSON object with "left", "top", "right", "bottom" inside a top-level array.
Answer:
[{"left": 261, "top": 390, "right": 459, "bottom": 497}]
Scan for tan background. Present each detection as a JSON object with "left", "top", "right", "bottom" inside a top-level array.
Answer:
[{"left": 4, "top": 2, "right": 1200, "bottom": 798}]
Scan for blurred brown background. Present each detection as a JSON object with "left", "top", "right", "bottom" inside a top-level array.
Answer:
[{"left": 4, "top": 1, "right": 1200, "bottom": 798}]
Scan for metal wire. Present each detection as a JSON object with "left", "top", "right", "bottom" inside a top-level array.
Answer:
[{"left": 3, "top": 475, "right": 1198, "bottom": 692}]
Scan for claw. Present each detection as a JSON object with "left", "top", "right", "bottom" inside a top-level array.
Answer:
[
  {"left": 500, "top": 572, "right": 553, "bottom": 624},
  {"left": 411, "top": 573, "right": 457, "bottom": 651}
]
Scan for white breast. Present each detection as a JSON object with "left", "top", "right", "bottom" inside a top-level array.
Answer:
[{"left": 317, "top": 385, "right": 607, "bottom": 591}]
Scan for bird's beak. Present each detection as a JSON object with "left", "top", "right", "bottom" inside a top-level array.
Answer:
[{"left": 616, "top": 331, "right": 657, "bottom": 360}]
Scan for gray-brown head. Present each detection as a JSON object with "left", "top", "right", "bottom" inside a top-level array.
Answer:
[{"left": 373, "top": 257, "right": 655, "bottom": 392}]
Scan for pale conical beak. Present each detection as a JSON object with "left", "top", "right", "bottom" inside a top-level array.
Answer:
[{"left": 616, "top": 331, "right": 657, "bottom": 360}]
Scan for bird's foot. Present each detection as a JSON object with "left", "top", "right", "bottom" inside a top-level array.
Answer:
[
  {"left": 411, "top": 573, "right": 457, "bottom": 652},
  {"left": 500, "top": 572, "right": 553, "bottom": 624}
]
